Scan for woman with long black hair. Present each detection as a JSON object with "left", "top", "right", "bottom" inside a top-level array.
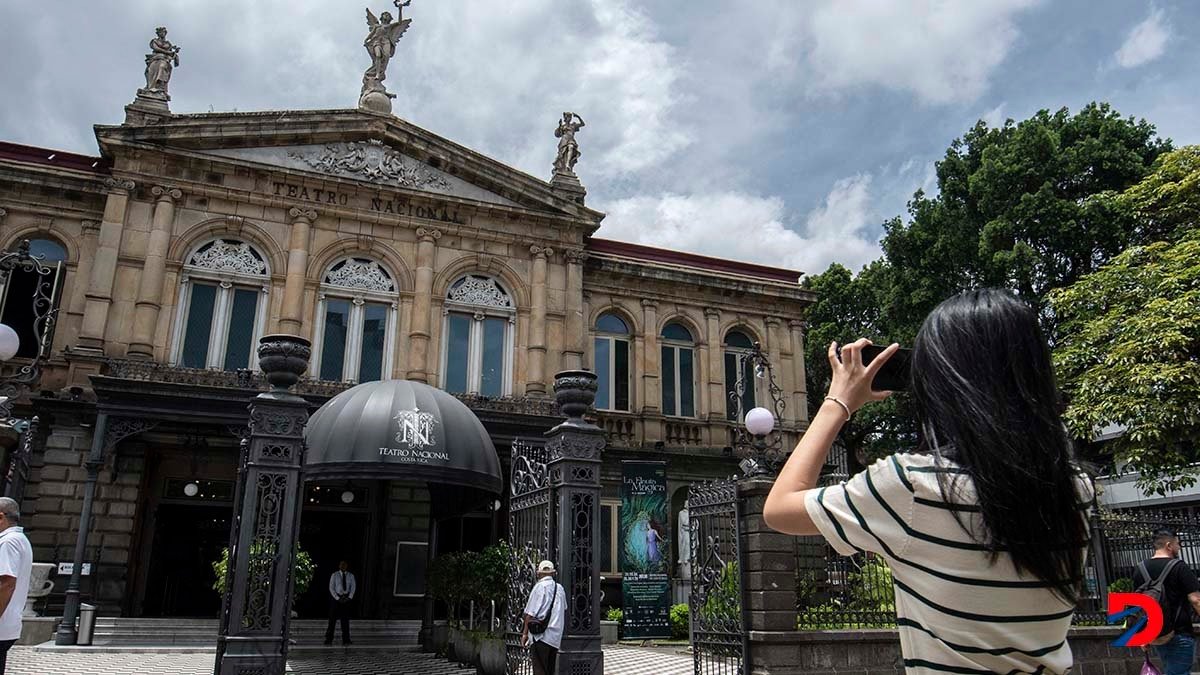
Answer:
[{"left": 764, "top": 289, "right": 1092, "bottom": 674}]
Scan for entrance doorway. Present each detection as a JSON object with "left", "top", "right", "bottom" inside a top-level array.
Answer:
[
  {"left": 294, "top": 484, "right": 374, "bottom": 619},
  {"left": 142, "top": 503, "right": 231, "bottom": 617}
]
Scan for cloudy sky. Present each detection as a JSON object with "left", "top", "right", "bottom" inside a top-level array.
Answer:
[{"left": 2, "top": 1, "right": 1197, "bottom": 276}]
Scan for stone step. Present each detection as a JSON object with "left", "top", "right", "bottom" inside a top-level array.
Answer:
[{"left": 84, "top": 619, "right": 422, "bottom": 647}]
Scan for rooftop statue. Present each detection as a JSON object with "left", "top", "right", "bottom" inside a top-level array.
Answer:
[
  {"left": 359, "top": 1, "right": 413, "bottom": 114},
  {"left": 138, "top": 27, "right": 181, "bottom": 101},
  {"left": 553, "top": 112, "right": 586, "bottom": 176}
]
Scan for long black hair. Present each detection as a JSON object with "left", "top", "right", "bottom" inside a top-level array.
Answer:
[{"left": 910, "top": 289, "right": 1087, "bottom": 603}]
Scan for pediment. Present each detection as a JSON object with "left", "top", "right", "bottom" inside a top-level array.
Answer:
[{"left": 202, "top": 141, "right": 519, "bottom": 207}]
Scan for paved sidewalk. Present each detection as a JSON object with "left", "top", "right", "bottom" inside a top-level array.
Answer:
[{"left": 7, "top": 644, "right": 694, "bottom": 675}]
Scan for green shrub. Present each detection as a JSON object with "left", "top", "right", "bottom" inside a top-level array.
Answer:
[
  {"left": 701, "top": 562, "right": 740, "bottom": 621},
  {"left": 605, "top": 607, "right": 623, "bottom": 623},
  {"left": 211, "top": 543, "right": 314, "bottom": 598},
  {"left": 669, "top": 604, "right": 689, "bottom": 640},
  {"left": 1108, "top": 577, "right": 1134, "bottom": 593}
]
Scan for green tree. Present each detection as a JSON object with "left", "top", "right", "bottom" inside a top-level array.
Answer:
[
  {"left": 881, "top": 102, "right": 1169, "bottom": 338},
  {"left": 1050, "top": 229, "right": 1200, "bottom": 493},
  {"left": 1107, "top": 145, "right": 1200, "bottom": 244}
]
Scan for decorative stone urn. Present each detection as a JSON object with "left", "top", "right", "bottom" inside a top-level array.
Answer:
[
  {"left": 23, "top": 563, "right": 55, "bottom": 617},
  {"left": 256, "top": 335, "right": 311, "bottom": 392},
  {"left": 552, "top": 369, "right": 598, "bottom": 424}
]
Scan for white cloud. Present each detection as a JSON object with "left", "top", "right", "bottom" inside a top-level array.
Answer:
[
  {"left": 802, "top": 0, "right": 1041, "bottom": 104},
  {"left": 595, "top": 175, "right": 881, "bottom": 276},
  {"left": 981, "top": 102, "right": 1008, "bottom": 128},
  {"left": 1114, "top": 7, "right": 1170, "bottom": 68}
]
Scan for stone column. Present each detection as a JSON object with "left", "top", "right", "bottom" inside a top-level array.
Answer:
[
  {"left": 704, "top": 308, "right": 723, "bottom": 420},
  {"left": 739, "top": 476, "right": 802, "bottom": 673},
  {"left": 406, "top": 227, "right": 441, "bottom": 382},
  {"left": 77, "top": 177, "right": 135, "bottom": 353},
  {"left": 278, "top": 207, "right": 317, "bottom": 336},
  {"left": 789, "top": 320, "right": 808, "bottom": 422},
  {"left": 526, "top": 245, "right": 553, "bottom": 396},
  {"left": 641, "top": 300, "right": 659, "bottom": 414},
  {"left": 548, "top": 370, "right": 604, "bottom": 675},
  {"left": 127, "top": 185, "right": 182, "bottom": 358},
  {"left": 562, "top": 249, "right": 587, "bottom": 371},
  {"left": 765, "top": 317, "right": 792, "bottom": 424},
  {"left": 69, "top": 221, "right": 101, "bottom": 317},
  {"left": 215, "top": 335, "right": 311, "bottom": 675}
]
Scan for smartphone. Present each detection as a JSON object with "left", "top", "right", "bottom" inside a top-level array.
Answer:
[{"left": 838, "top": 344, "right": 912, "bottom": 391}]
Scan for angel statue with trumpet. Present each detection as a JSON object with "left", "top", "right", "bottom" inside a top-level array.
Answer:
[{"left": 360, "top": 1, "right": 413, "bottom": 113}]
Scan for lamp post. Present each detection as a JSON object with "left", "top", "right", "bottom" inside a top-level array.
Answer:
[
  {"left": 0, "top": 239, "right": 59, "bottom": 422},
  {"left": 730, "top": 342, "right": 787, "bottom": 477}
]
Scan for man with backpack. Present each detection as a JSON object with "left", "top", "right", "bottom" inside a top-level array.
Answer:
[
  {"left": 520, "top": 560, "right": 566, "bottom": 675},
  {"left": 1133, "top": 529, "right": 1200, "bottom": 675}
]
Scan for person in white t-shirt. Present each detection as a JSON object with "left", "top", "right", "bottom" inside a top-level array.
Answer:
[
  {"left": 521, "top": 560, "right": 565, "bottom": 675},
  {"left": 0, "top": 497, "right": 32, "bottom": 674}
]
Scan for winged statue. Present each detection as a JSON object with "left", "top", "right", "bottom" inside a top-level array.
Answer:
[{"left": 363, "top": 3, "right": 412, "bottom": 85}]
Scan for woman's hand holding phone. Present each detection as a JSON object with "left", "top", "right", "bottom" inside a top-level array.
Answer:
[{"left": 826, "top": 338, "right": 899, "bottom": 416}]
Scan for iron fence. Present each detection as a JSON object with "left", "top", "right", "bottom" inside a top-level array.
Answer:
[{"left": 790, "top": 506, "right": 1200, "bottom": 630}]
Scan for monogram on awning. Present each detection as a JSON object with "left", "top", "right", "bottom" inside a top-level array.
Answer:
[{"left": 304, "top": 379, "right": 502, "bottom": 495}]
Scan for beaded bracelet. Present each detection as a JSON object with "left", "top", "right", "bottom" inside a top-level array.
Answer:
[{"left": 823, "top": 396, "right": 851, "bottom": 421}]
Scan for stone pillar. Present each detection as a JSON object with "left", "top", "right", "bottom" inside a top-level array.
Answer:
[
  {"left": 788, "top": 320, "right": 808, "bottom": 422},
  {"left": 765, "top": 317, "right": 792, "bottom": 424},
  {"left": 562, "top": 249, "right": 587, "bottom": 371},
  {"left": 739, "top": 476, "right": 802, "bottom": 673},
  {"left": 215, "top": 335, "right": 311, "bottom": 675},
  {"left": 704, "top": 308, "right": 723, "bottom": 420},
  {"left": 69, "top": 221, "right": 101, "bottom": 317},
  {"left": 278, "top": 207, "right": 316, "bottom": 336},
  {"left": 127, "top": 185, "right": 182, "bottom": 358},
  {"left": 77, "top": 177, "right": 135, "bottom": 353},
  {"left": 641, "top": 300, "right": 659, "bottom": 414},
  {"left": 547, "top": 370, "right": 604, "bottom": 675},
  {"left": 406, "top": 227, "right": 441, "bottom": 382},
  {"left": 526, "top": 245, "right": 553, "bottom": 396}
]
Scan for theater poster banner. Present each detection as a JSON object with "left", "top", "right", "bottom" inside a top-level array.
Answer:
[{"left": 620, "top": 460, "right": 671, "bottom": 639}]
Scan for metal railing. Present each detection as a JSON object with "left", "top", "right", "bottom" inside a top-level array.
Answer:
[{"left": 790, "top": 506, "right": 1200, "bottom": 630}]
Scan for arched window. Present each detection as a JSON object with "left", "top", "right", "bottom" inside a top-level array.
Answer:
[
  {"left": 170, "top": 239, "right": 269, "bottom": 370},
  {"left": 0, "top": 238, "right": 67, "bottom": 359},
  {"left": 724, "top": 329, "right": 757, "bottom": 420},
  {"left": 593, "top": 312, "right": 630, "bottom": 411},
  {"left": 660, "top": 322, "right": 695, "bottom": 417},
  {"left": 312, "top": 257, "right": 399, "bottom": 383},
  {"left": 442, "top": 275, "right": 514, "bottom": 396}
]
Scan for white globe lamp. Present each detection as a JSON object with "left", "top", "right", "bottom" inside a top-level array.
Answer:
[
  {"left": 183, "top": 482, "right": 200, "bottom": 497},
  {"left": 744, "top": 407, "right": 775, "bottom": 437},
  {"left": 0, "top": 323, "right": 20, "bottom": 362},
  {"left": 340, "top": 489, "right": 356, "bottom": 504}
]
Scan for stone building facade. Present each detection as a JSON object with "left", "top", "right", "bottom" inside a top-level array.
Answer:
[{"left": 0, "top": 104, "right": 813, "bottom": 620}]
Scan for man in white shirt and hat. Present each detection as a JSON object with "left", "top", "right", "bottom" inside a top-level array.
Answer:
[
  {"left": 521, "top": 559, "right": 566, "bottom": 675},
  {"left": 0, "top": 497, "right": 32, "bottom": 674},
  {"left": 324, "top": 560, "right": 356, "bottom": 646}
]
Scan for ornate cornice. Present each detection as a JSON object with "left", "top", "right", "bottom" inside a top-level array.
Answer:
[
  {"left": 288, "top": 206, "right": 318, "bottom": 222},
  {"left": 103, "top": 177, "right": 136, "bottom": 194},
  {"left": 416, "top": 227, "right": 443, "bottom": 242},
  {"left": 151, "top": 185, "right": 183, "bottom": 202}
]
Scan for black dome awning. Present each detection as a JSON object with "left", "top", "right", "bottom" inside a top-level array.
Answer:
[{"left": 304, "top": 379, "right": 502, "bottom": 495}]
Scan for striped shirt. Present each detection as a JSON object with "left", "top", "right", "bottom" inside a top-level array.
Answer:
[{"left": 804, "top": 452, "right": 1093, "bottom": 675}]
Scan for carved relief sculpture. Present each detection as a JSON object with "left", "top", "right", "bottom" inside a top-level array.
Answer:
[
  {"left": 138, "top": 27, "right": 181, "bottom": 101},
  {"left": 553, "top": 112, "right": 586, "bottom": 176},
  {"left": 359, "top": 2, "right": 414, "bottom": 114},
  {"left": 287, "top": 140, "right": 449, "bottom": 190}
]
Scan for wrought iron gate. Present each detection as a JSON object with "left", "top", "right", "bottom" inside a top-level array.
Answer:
[
  {"left": 506, "top": 440, "right": 556, "bottom": 675},
  {"left": 688, "top": 478, "right": 746, "bottom": 675}
]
